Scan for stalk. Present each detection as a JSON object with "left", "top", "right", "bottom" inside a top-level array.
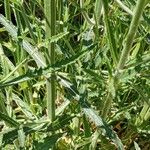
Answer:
[
  {"left": 117, "top": 0, "right": 147, "bottom": 71},
  {"left": 4, "top": 0, "right": 11, "bottom": 20},
  {"left": 102, "top": 0, "right": 147, "bottom": 119},
  {"left": 4, "top": 0, "right": 13, "bottom": 118},
  {"left": 44, "top": 0, "right": 56, "bottom": 121}
]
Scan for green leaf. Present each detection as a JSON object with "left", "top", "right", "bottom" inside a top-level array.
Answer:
[
  {"left": 134, "top": 141, "right": 141, "bottom": 150},
  {"left": 48, "top": 32, "right": 69, "bottom": 43},
  {"left": 83, "top": 68, "right": 103, "bottom": 83},
  {"left": 52, "top": 44, "right": 96, "bottom": 69},
  {"left": 2, "top": 122, "right": 47, "bottom": 146},
  {"left": 12, "top": 93, "right": 36, "bottom": 120},
  {"left": 56, "top": 98, "right": 70, "bottom": 116},
  {"left": 18, "top": 127, "right": 25, "bottom": 148},
  {"left": 0, "top": 111, "right": 19, "bottom": 127},
  {"left": 33, "top": 133, "right": 63, "bottom": 150},
  {"left": 0, "top": 14, "right": 46, "bottom": 68},
  {"left": 57, "top": 75, "right": 124, "bottom": 150},
  {"left": 0, "top": 44, "right": 95, "bottom": 88}
]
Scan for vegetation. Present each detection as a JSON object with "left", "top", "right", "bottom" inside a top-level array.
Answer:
[{"left": 0, "top": 0, "right": 150, "bottom": 149}]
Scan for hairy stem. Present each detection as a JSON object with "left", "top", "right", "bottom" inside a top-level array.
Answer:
[
  {"left": 117, "top": 0, "right": 147, "bottom": 70},
  {"left": 102, "top": 0, "right": 147, "bottom": 119},
  {"left": 44, "top": 0, "right": 56, "bottom": 122}
]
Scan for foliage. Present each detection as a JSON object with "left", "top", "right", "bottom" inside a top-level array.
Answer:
[{"left": 0, "top": 0, "right": 150, "bottom": 149}]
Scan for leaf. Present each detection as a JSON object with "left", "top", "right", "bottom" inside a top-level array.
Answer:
[
  {"left": 12, "top": 93, "right": 36, "bottom": 120},
  {"left": 2, "top": 122, "right": 47, "bottom": 146},
  {"left": 56, "top": 98, "right": 70, "bottom": 116},
  {"left": 22, "top": 41, "right": 46, "bottom": 67},
  {"left": 0, "top": 111, "right": 19, "bottom": 127},
  {"left": 0, "top": 14, "right": 46, "bottom": 68},
  {"left": 33, "top": 133, "right": 63, "bottom": 150},
  {"left": 49, "top": 32, "right": 69, "bottom": 43},
  {"left": 1, "top": 128, "right": 18, "bottom": 145},
  {"left": 2, "top": 114, "right": 74, "bottom": 146},
  {"left": 0, "top": 44, "right": 95, "bottom": 88},
  {"left": 0, "top": 67, "right": 47, "bottom": 88},
  {"left": 46, "top": 114, "right": 75, "bottom": 132},
  {"left": 57, "top": 75, "right": 124, "bottom": 150},
  {"left": 83, "top": 68, "right": 103, "bottom": 83},
  {"left": 0, "top": 14, "right": 17, "bottom": 39},
  {"left": 52, "top": 44, "right": 96, "bottom": 69},
  {"left": 83, "top": 108, "right": 124, "bottom": 149},
  {"left": 134, "top": 141, "right": 141, "bottom": 150},
  {"left": 18, "top": 127, "right": 25, "bottom": 148}
]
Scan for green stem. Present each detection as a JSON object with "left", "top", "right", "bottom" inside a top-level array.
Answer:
[
  {"left": 117, "top": 0, "right": 147, "bottom": 70},
  {"left": 44, "top": 0, "right": 56, "bottom": 122},
  {"left": 4, "top": 0, "right": 11, "bottom": 20},
  {"left": 101, "top": 92, "right": 113, "bottom": 119},
  {"left": 102, "top": 0, "right": 147, "bottom": 119}
]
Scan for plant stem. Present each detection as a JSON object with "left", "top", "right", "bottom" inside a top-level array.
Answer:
[
  {"left": 44, "top": 0, "right": 56, "bottom": 122},
  {"left": 102, "top": 0, "right": 147, "bottom": 119},
  {"left": 117, "top": 0, "right": 147, "bottom": 71},
  {"left": 101, "top": 91, "right": 113, "bottom": 119},
  {"left": 4, "top": 0, "right": 11, "bottom": 20}
]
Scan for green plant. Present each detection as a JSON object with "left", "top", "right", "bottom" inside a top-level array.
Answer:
[{"left": 0, "top": 0, "right": 149, "bottom": 149}]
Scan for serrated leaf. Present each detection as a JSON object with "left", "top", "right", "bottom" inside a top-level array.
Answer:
[
  {"left": 53, "top": 44, "right": 96, "bottom": 69},
  {"left": 0, "top": 44, "right": 95, "bottom": 88},
  {"left": 57, "top": 75, "right": 124, "bottom": 150},
  {"left": 2, "top": 122, "right": 47, "bottom": 146}
]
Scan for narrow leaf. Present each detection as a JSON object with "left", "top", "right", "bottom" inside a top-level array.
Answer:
[{"left": 0, "top": 111, "right": 19, "bottom": 127}]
